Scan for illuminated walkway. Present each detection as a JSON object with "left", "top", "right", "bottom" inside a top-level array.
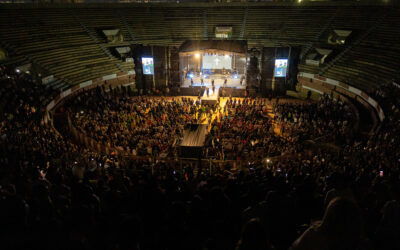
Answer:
[{"left": 201, "top": 86, "right": 219, "bottom": 105}]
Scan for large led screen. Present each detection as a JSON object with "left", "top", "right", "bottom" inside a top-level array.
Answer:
[
  {"left": 142, "top": 57, "right": 154, "bottom": 75},
  {"left": 274, "top": 59, "right": 288, "bottom": 77},
  {"left": 202, "top": 55, "right": 232, "bottom": 70}
]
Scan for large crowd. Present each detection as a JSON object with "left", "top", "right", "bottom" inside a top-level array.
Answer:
[
  {"left": 205, "top": 95, "right": 353, "bottom": 161},
  {"left": 68, "top": 90, "right": 212, "bottom": 158},
  {"left": 69, "top": 88, "right": 353, "bottom": 162},
  {"left": 273, "top": 95, "right": 354, "bottom": 144},
  {"left": 206, "top": 98, "right": 288, "bottom": 160},
  {"left": 1, "top": 64, "right": 400, "bottom": 250}
]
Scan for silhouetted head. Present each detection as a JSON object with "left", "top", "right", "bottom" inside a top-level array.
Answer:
[
  {"left": 237, "top": 218, "right": 270, "bottom": 250},
  {"left": 319, "top": 198, "right": 362, "bottom": 249}
]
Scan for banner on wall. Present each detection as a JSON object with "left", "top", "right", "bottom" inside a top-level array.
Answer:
[
  {"left": 215, "top": 26, "right": 232, "bottom": 39},
  {"left": 42, "top": 75, "right": 55, "bottom": 85}
]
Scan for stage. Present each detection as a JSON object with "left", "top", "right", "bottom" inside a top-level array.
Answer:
[
  {"left": 178, "top": 44, "right": 247, "bottom": 97},
  {"left": 181, "top": 75, "right": 246, "bottom": 89}
]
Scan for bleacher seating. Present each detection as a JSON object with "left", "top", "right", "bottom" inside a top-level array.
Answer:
[
  {"left": 0, "top": 7, "right": 132, "bottom": 87},
  {"left": 0, "top": 2, "right": 398, "bottom": 94},
  {"left": 298, "top": 6, "right": 398, "bottom": 94}
]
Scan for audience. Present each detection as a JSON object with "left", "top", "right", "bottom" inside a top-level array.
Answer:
[
  {"left": 68, "top": 89, "right": 210, "bottom": 157},
  {"left": 1, "top": 64, "right": 400, "bottom": 250}
]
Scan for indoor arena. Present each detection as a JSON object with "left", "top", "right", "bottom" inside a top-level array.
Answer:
[{"left": 0, "top": 1, "right": 399, "bottom": 250}]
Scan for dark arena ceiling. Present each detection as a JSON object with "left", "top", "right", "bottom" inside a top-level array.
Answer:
[{"left": 0, "top": 1, "right": 399, "bottom": 91}]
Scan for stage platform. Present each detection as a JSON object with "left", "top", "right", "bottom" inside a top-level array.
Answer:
[
  {"left": 179, "top": 86, "right": 246, "bottom": 98},
  {"left": 179, "top": 124, "right": 208, "bottom": 158},
  {"left": 182, "top": 76, "right": 246, "bottom": 89},
  {"left": 180, "top": 124, "right": 208, "bottom": 147},
  {"left": 201, "top": 86, "right": 219, "bottom": 105}
]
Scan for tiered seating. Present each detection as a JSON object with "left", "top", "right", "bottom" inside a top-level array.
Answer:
[
  {"left": 299, "top": 6, "right": 399, "bottom": 93},
  {"left": 75, "top": 9, "right": 129, "bottom": 43},
  {"left": 124, "top": 6, "right": 204, "bottom": 47},
  {"left": 0, "top": 3, "right": 398, "bottom": 93},
  {"left": 324, "top": 9, "right": 399, "bottom": 91},
  {"left": 0, "top": 8, "right": 124, "bottom": 87},
  {"left": 0, "top": 10, "right": 92, "bottom": 54},
  {"left": 246, "top": 6, "right": 337, "bottom": 48},
  {"left": 32, "top": 44, "right": 117, "bottom": 83}
]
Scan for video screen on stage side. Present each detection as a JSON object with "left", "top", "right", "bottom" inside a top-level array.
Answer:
[
  {"left": 142, "top": 57, "right": 154, "bottom": 75},
  {"left": 202, "top": 54, "right": 232, "bottom": 70},
  {"left": 274, "top": 59, "right": 288, "bottom": 77}
]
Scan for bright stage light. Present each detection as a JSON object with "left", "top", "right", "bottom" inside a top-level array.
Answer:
[
  {"left": 195, "top": 53, "right": 200, "bottom": 59},
  {"left": 188, "top": 73, "right": 194, "bottom": 78},
  {"left": 225, "top": 54, "right": 229, "bottom": 58},
  {"left": 233, "top": 74, "right": 238, "bottom": 79},
  {"left": 15, "top": 69, "right": 20, "bottom": 73}
]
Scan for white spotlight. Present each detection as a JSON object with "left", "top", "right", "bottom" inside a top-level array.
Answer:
[{"left": 195, "top": 53, "right": 200, "bottom": 59}]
